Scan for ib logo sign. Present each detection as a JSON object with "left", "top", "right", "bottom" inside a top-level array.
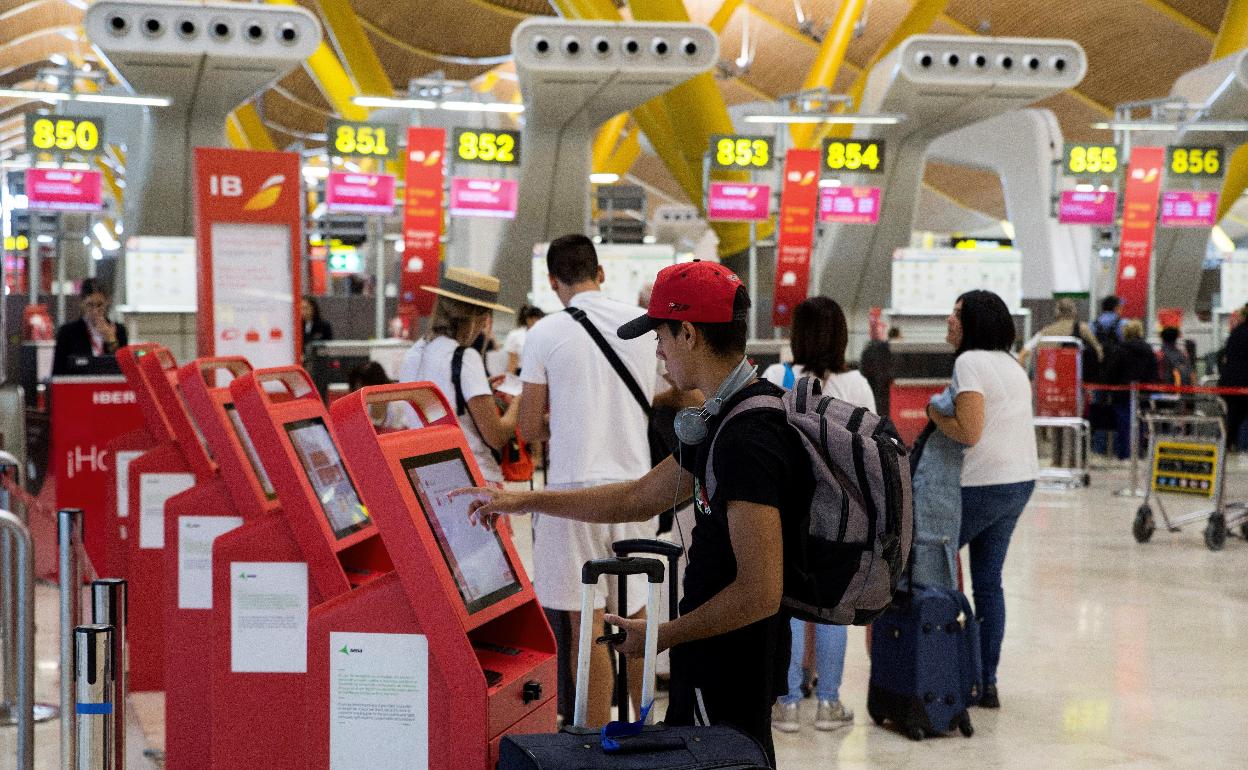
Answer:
[{"left": 209, "top": 173, "right": 287, "bottom": 212}]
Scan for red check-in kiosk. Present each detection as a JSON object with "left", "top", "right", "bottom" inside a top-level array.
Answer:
[
  {"left": 116, "top": 344, "right": 218, "bottom": 691},
  {"left": 163, "top": 357, "right": 273, "bottom": 770},
  {"left": 318, "top": 383, "right": 556, "bottom": 769},
  {"left": 211, "top": 367, "right": 387, "bottom": 769}
]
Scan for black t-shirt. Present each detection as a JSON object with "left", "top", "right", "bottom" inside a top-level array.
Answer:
[{"left": 669, "top": 380, "right": 814, "bottom": 691}]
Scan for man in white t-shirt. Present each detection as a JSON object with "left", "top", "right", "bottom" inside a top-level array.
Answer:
[{"left": 520, "top": 234, "right": 658, "bottom": 725}]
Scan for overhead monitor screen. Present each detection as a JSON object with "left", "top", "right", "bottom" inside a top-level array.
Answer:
[
  {"left": 283, "top": 417, "right": 370, "bottom": 539},
  {"left": 401, "top": 450, "right": 521, "bottom": 614},
  {"left": 224, "top": 404, "right": 277, "bottom": 500}
]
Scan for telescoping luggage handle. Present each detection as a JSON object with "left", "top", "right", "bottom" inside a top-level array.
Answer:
[{"left": 574, "top": 557, "right": 665, "bottom": 730}]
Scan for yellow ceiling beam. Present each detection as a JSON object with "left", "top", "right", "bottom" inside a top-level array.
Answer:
[
  {"left": 708, "top": 0, "right": 743, "bottom": 33},
  {"left": 225, "top": 115, "right": 248, "bottom": 149},
  {"left": 1214, "top": 0, "right": 1248, "bottom": 58},
  {"left": 792, "top": 0, "right": 866, "bottom": 147},
  {"left": 267, "top": 0, "right": 367, "bottom": 122},
  {"left": 592, "top": 112, "right": 630, "bottom": 171},
  {"left": 602, "top": 126, "right": 642, "bottom": 177},
  {"left": 95, "top": 156, "right": 123, "bottom": 213},
  {"left": 229, "top": 102, "right": 276, "bottom": 151},
  {"left": 1136, "top": 0, "right": 1215, "bottom": 41},
  {"left": 315, "top": 0, "right": 394, "bottom": 97}
]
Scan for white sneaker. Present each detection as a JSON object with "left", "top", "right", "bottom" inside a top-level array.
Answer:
[
  {"left": 772, "top": 701, "right": 801, "bottom": 733},
  {"left": 814, "top": 699, "right": 853, "bottom": 731}
]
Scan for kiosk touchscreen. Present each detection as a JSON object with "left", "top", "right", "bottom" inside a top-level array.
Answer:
[
  {"left": 210, "top": 367, "right": 390, "bottom": 770},
  {"left": 312, "top": 383, "right": 556, "bottom": 770}
]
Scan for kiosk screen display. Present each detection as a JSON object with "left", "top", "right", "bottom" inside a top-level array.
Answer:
[
  {"left": 224, "top": 404, "right": 277, "bottom": 500},
  {"left": 401, "top": 450, "right": 521, "bottom": 614},
  {"left": 284, "top": 417, "right": 370, "bottom": 538}
]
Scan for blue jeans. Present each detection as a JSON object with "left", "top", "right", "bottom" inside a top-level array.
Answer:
[
  {"left": 778, "top": 618, "right": 846, "bottom": 705},
  {"left": 959, "top": 480, "right": 1034, "bottom": 686}
]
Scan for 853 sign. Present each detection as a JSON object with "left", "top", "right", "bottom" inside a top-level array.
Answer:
[
  {"left": 709, "top": 135, "right": 773, "bottom": 170},
  {"left": 25, "top": 114, "right": 104, "bottom": 155}
]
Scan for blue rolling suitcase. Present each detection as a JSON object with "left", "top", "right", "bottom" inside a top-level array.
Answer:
[
  {"left": 498, "top": 555, "right": 771, "bottom": 769},
  {"left": 867, "top": 582, "right": 982, "bottom": 741}
]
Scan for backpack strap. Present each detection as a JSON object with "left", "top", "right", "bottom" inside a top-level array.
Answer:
[
  {"left": 566, "top": 306, "right": 653, "bottom": 419},
  {"left": 450, "top": 345, "right": 469, "bottom": 416},
  {"left": 704, "top": 393, "right": 785, "bottom": 502}
]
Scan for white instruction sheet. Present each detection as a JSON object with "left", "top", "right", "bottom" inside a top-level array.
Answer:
[
  {"left": 230, "top": 561, "right": 308, "bottom": 673},
  {"left": 115, "top": 450, "right": 142, "bottom": 519},
  {"left": 329, "top": 632, "right": 428, "bottom": 769},
  {"left": 138, "top": 472, "right": 195, "bottom": 549},
  {"left": 177, "top": 516, "right": 243, "bottom": 610}
]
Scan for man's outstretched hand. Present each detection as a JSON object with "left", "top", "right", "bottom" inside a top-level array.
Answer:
[{"left": 451, "top": 486, "right": 529, "bottom": 530}]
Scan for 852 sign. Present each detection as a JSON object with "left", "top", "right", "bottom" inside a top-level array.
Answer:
[
  {"left": 25, "top": 114, "right": 104, "bottom": 155},
  {"left": 452, "top": 129, "right": 521, "bottom": 165}
]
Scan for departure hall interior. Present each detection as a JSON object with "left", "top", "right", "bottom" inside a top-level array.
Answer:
[{"left": 1, "top": 0, "right": 1248, "bottom": 768}]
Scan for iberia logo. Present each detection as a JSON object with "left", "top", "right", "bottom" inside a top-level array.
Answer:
[
  {"left": 243, "top": 174, "right": 287, "bottom": 211},
  {"left": 338, "top": 644, "right": 364, "bottom": 655},
  {"left": 786, "top": 170, "right": 817, "bottom": 186},
  {"left": 409, "top": 149, "right": 443, "bottom": 166},
  {"left": 1130, "top": 167, "right": 1159, "bottom": 183}
]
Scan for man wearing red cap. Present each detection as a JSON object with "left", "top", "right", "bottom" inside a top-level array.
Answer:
[{"left": 462, "top": 259, "right": 811, "bottom": 764}]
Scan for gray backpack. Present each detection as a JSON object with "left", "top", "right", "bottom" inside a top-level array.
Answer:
[{"left": 707, "top": 375, "right": 913, "bottom": 625}]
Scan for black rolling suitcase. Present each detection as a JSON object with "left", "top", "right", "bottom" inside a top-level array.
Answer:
[{"left": 498, "top": 554, "right": 771, "bottom": 769}]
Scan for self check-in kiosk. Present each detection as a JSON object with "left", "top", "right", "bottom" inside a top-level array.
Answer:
[
  {"left": 319, "top": 383, "right": 556, "bottom": 769},
  {"left": 162, "top": 357, "right": 270, "bottom": 770},
  {"left": 211, "top": 367, "right": 388, "bottom": 769},
  {"left": 115, "top": 344, "right": 217, "bottom": 691}
]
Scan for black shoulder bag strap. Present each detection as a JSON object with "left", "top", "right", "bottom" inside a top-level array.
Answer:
[
  {"left": 451, "top": 345, "right": 503, "bottom": 461},
  {"left": 566, "top": 307, "right": 653, "bottom": 419}
]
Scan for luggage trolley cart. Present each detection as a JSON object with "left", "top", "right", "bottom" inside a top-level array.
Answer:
[
  {"left": 1032, "top": 336, "right": 1091, "bottom": 488},
  {"left": 1131, "top": 408, "right": 1248, "bottom": 551}
]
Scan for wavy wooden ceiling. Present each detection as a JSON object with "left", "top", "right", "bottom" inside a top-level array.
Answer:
[{"left": 0, "top": 0, "right": 1234, "bottom": 222}]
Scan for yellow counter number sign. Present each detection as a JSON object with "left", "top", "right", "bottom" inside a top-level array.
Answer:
[
  {"left": 1064, "top": 144, "right": 1119, "bottom": 175},
  {"left": 1167, "top": 146, "right": 1223, "bottom": 177},
  {"left": 709, "top": 135, "right": 773, "bottom": 170},
  {"left": 822, "top": 139, "right": 885, "bottom": 174},
  {"left": 327, "top": 120, "right": 398, "bottom": 160},
  {"left": 25, "top": 115, "right": 103, "bottom": 155},
  {"left": 453, "top": 129, "right": 521, "bottom": 165}
]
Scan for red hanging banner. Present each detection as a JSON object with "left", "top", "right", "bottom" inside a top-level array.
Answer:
[
  {"left": 771, "top": 149, "right": 821, "bottom": 327},
  {"left": 1114, "top": 146, "right": 1165, "bottom": 319},
  {"left": 193, "top": 148, "right": 303, "bottom": 368},
  {"left": 400, "top": 127, "right": 447, "bottom": 324}
]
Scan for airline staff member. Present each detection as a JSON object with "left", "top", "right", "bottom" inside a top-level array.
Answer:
[{"left": 53, "top": 279, "right": 128, "bottom": 375}]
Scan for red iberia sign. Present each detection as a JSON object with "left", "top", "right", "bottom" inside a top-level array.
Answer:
[
  {"left": 193, "top": 148, "right": 302, "bottom": 368},
  {"left": 401, "top": 127, "right": 447, "bottom": 320},
  {"left": 771, "top": 149, "right": 821, "bottom": 327},
  {"left": 1114, "top": 146, "right": 1164, "bottom": 319},
  {"left": 26, "top": 168, "right": 103, "bottom": 211}
]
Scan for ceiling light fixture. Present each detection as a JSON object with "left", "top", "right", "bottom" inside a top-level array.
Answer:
[
  {"left": 590, "top": 173, "right": 620, "bottom": 184},
  {"left": 1091, "top": 120, "right": 1248, "bottom": 133},
  {"left": 744, "top": 112, "right": 905, "bottom": 125},
  {"left": 0, "top": 87, "right": 171, "bottom": 107},
  {"left": 351, "top": 95, "right": 524, "bottom": 114}
]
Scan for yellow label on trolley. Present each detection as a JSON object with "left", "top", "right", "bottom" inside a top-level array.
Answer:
[{"left": 1151, "top": 440, "right": 1217, "bottom": 497}]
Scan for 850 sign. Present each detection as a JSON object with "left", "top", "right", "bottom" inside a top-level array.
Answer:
[{"left": 25, "top": 114, "right": 104, "bottom": 155}]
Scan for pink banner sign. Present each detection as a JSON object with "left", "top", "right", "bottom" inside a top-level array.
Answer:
[
  {"left": 1159, "top": 190, "right": 1218, "bottom": 228},
  {"left": 818, "top": 186, "right": 881, "bottom": 224},
  {"left": 26, "top": 168, "right": 102, "bottom": 211},
  {"left": 325, "top": 172, "right": 396, "bottom": 215},
  {"left": 706, "top": 182, "right": 771, "bottom": 222},
  {"left": 449, "top": 177, "right": 518, "bottom": 219},
  {"left": 1058, "top": 190, "right": 1117, "bottom": 225}
]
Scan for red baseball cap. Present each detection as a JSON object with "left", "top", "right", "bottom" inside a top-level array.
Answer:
[{"left": 617, "top": 260, "right": 748, "bottom": 339}]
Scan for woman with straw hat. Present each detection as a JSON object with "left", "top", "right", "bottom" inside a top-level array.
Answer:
[{"left": 398, "top": 266, "right": 520, "bottom": 484}]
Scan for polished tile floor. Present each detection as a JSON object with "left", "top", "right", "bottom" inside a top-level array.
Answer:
[{"left": 4, "top": 464, "right": 1248, "bottom": 768}]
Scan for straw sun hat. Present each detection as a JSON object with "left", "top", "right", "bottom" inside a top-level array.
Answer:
[{"left": 421, "top": 266, "right": 514, "bottom": 314}]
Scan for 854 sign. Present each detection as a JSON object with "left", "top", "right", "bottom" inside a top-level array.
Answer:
[
  {"left": 821, "top": 139, "right": 885, "bottom": 174},
  {"left": 25, "top": 114, "right": 104, "bottom": 155}
]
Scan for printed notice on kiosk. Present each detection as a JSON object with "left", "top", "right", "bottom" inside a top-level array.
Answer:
[
  {"left": 230, "top": 561, "right": 308, "bottom": 673},
  {"left": 329, "top": 632, "right": 428, "bottom": 769}
]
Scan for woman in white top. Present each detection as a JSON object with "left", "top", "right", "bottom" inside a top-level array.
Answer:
[
  {"left": 762, "top": 297, "right": 864, "bottom": 734},
  {"left": 925, "top": 289, "right": 1037, "bottom": 709},
  {"left": 398, "top": 267, "right": 520, "bottom": 485},
  {"left": 504, "top": 304, "right": 546, "bottom": 376}
]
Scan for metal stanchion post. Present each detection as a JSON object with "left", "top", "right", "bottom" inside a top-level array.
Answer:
[
  {"left": 91, "top": 580, "right": 126, "bottom": 766},
  {"left": 0, "top": 510, "right": 36, "bottom": 770},
  {"left": 1115, "top": 384, "right": 1146, "bottom": 497},
  {"left": 59, "top": 508, "right": 83, "bottom": 770},
  {"left": 74, "top": 624, "right": 115, "bottom": 770}
]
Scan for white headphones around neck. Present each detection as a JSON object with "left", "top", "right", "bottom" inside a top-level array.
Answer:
[{"left": 673, "top": 357, "right": 758, "bottom": 446}]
